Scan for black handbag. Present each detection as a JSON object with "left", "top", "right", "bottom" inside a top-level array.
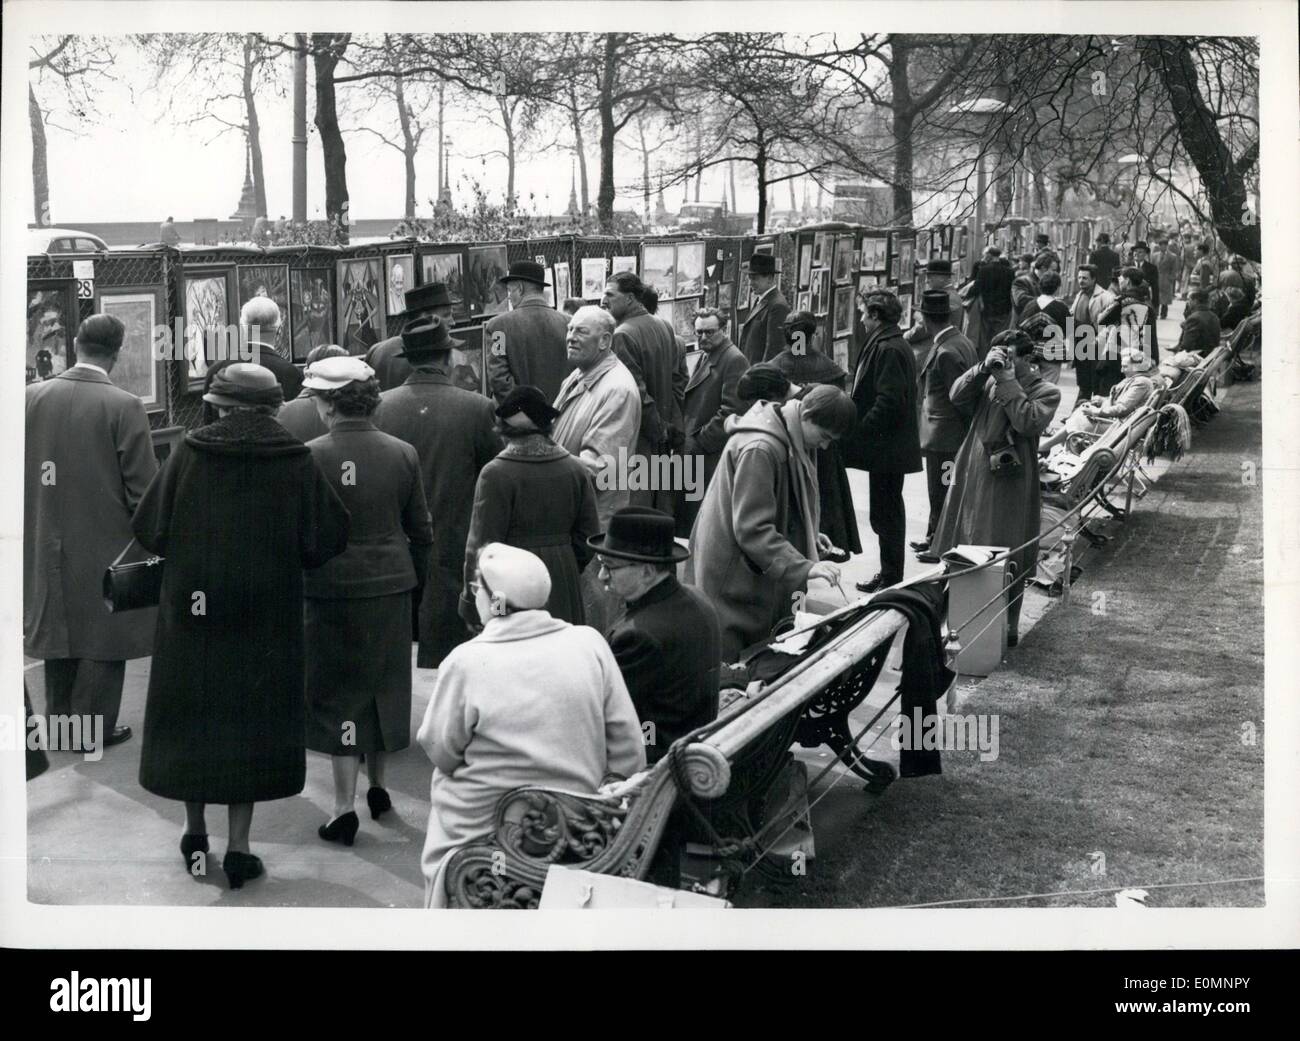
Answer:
[{"left": 103, "top": 538, "right": 164, "bottom": 613}]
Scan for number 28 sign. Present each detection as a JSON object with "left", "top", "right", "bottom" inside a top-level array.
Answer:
[{"left": 73, "top": 260, "right": 95, "bottom": 299}]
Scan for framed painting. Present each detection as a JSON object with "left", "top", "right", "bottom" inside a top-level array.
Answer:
[
  {"left": 450, "top": 325, "right": 488, "bottom": 397},
  {"left": 420, "top": 249, "right": 466, "bottom": 315},
  {"left": 889, "top": 254, "right": 901, "bottom": 283},
  {"left": 857, "top": 274, "right": 880, "bottom": 297},
  {"left": 674, "top": 241, "right": 705, "bottom": 298},
  {"left": 641, "top": 243, "right": 675, "bottom": 299},
  {"left": 833, "top": 235, "right": 854, "bottom": 284},
  {"left": 612, "top": 255, "right": 638, "bottom": 275},
  {"left": 553, "top": 262, "right": 572, "bottom": 304},
  {"left": 581, "top": 256, "right": 609, "bottom": 300},
  {"left": 671, "top": 297, "right": 702, "bottom": 341},
  {"left": 236, "top": 264, "right": 292, "bottom": 356},
  {"left": 718, "top": 282, "right": 734, "bottom": 313},
  {"left": 796, "top": 290, "right": 811, "bottom": 313},
  {"left": 182, "top": 267, "right": 236, "bottom": 390},
  {"left": 150, "top": 425, "right": 184, "bottom": 466},
  {"left": 336, "top": 257, "right": 384, "bottom": 355},
  {"left": 96, "top": 285, "right": 166, "bottom": 412},
  {"left": 26, "top": 280, "right": 77, "bottom": 382},
  {"left": 812, "top": 232, "right": 830, "bottom": 267},
  {"left": 833, "top": 286, "right": 854, "bottom": 337},
  {"left": 864, "top": 235, "right": 888, "bottom": 271},
  {"left": 466, "top": 245, "right": 510, "bottom": 317},
  {"left": 898, "top": 291, "right": 914, "bottom": 331},
  {"left": 798, "top": 242, "right": 813, "bottom": 289},
  {"left": 897, "top": 239, "right": 915, "bottom": 285},
  {"left": 832, "top": 336, "right": 850, "bottom": 373},
  {"left": 706, "top": 283, "right": 718, "bottom": 308},
  {"left": 384, "top": 253, "right": 415, "bottom": 317},
  {"left": 813, "top": 269, "right": 831, "bottom": 315},
  {"left": 290, "top": 270, "right": 334, "bottom": 362}
]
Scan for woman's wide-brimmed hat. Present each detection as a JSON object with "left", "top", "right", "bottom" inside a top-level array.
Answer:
[
  {"left": 587, "top": 506, "right": 690, "bottom": 564},
  {"left": 202, "top": 362, "right": 284, "bottom": 408}
]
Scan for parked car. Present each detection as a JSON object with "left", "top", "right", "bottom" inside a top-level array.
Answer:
[{"left": 27, "top": 227, "right": 110, "bottom": 254}]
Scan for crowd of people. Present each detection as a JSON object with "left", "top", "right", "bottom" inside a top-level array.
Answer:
[{"left": 24, "top": 228, "right": 1254, "bottom": 900}]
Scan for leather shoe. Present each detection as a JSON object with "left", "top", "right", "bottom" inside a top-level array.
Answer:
[
  {"left": 908, "top": 539, "right": 930, "bottom": 552},
  {"left": 104, "top": 725, "right": 133, "bottom": 748},
  {"left": 915, "top": 550, "right": 941, "bottom": 564},
  {"left": 855, "top": 573, "right": 885, "bottom": 594}
]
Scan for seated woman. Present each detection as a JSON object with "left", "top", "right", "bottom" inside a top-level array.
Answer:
[
  {"left": 1039, "top": 348, "right": 1157, "bottom": 454},
  {"left": 417, "top": 543, "right": 646, "bottom": 908},
  {"left": 687, "top": 383, "right": 856, "bottom": 662}
]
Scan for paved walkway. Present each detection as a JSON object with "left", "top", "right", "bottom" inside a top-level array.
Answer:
[{"left": 23, "top": 305, "right": 1195, "bottom": 908}]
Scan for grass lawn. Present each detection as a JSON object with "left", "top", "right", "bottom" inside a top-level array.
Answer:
[{"left": 762, "top": 378, "right": 1264, "bottom": 909}]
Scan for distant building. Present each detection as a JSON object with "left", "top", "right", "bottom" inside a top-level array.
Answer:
[{"left": 831, "top": 181, "right": 894, "bottom": 226}]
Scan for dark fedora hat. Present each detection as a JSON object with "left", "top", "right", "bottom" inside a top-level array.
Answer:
[
  {"left": 919, "top": 289, "right": 955, "bottom": 318},
  {"left": 403, "top": 282, "right": 453, "bottom": 315},
  {"left": 1133, "top": 240, "right": 1150, "bottom": 252},
  {"left": 496, "top": 385, "right": 560, "bottom": 428},
  {"left": 925, "top": 258, "right": 953, "bottom": 275},
  {"left": 498, "top": 260, "right": 547, "bottom": 287},
  {"left": 744, "top": 253, "right": 780, "bottom": 276},
  {"left": 587, "top": 506, "right": 690, "bottom": 564},
  {"left": 397, "top": 314, "right": 464, "bottom": 358}
]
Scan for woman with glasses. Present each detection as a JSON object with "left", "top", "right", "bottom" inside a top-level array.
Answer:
[{"left": 418, "top": 543, "right": 646, "bottom": 907}]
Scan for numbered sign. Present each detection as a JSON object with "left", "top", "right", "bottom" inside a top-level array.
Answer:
[{"left": 73, "top": 260, "right": 95, "bottom": 299}]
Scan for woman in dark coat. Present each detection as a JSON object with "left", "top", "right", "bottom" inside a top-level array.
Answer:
[
  {"left": 768, "top": 311, "right": 863, "bottom": 555},
  {"left": 931, "top": 330, "right": 1060, "bottom": 646},
  {"left": 133, "top": 362, "right": 349, "bottom": 889},
  {"left": 459, "top": 386, "right": 601, "bottom": 628},
  {"left": 301, "top": 358, "right": 433, "bottom": 847}
]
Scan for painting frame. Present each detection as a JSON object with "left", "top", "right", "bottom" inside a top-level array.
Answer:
[
  {"left": 384, "top": 253, "right": 416, "bottom": 318},
  {"left": 832, "top": 285, "right": 854, "bottom": 338},
  {"left": 641, "top": 242, "right": 675, "bottom": 299},
  {"left": 182, "top": 265, "right": 236, "bottom": 391},
  {"left": 26, "top": 279, "right": 78, "bottom": 383},
  {"left": 419, "top": 248, "right": 467, "bottom": 316},
  {"left": 898, "top": 291, "right": 914, "bottom": 331},
  {"left": 553, "top": 261, "right": 572, "bottom": 304},
  {"left": 674, "top": 241, "right": 705, "bottom": 298},
  {"left": 611, "top": 255, "right": 638, "bottom": 276},
  {"left": 833, "top": 235, "right": 854, "bottom": 284},
  {"left": 832, "top": 336, "right": 850, "bottom": 372},
  {"left": 289, "top": 269, "right": 335, "bottom": 362},
  {"left": 813, "top": 269, "right": 831, "bottom": 315},
  {"left": 581, "top": 256, "right": 609, "bottom": 300},
  {"left": 236, "top": 264, "right": 292, "bottom": 357},
  {"left": 718, "top": 282, "right": 734, "bottom": 314},
  {"left": 798, "top": 241, "right": 813, "bottom": 289},
  {"left": 465, "top": 244, "right": 510, "bottom": 318},
  {"left": 671, "top": 297, "right": 702, "bottom": 341},
  {"left": 335, "top": 256, "right": 385, "bottom": 355},
  {"left": 96, "top": 284, "right": 166, "bottom": 413}
]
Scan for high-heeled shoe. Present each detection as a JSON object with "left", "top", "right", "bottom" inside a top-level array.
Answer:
[
  {"left": 180, "top": 833, "right": 209, "bottom": 871},
  {"left": 366, "top": 786, "right": 392, "bottom": 820},
  {"left": 222, "top": 850, "right": 264, "bottom": 890},
  {"left": 318, "top": 810, "right": 360, "bottom": 846}
]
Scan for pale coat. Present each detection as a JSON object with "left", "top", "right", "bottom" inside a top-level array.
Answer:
[
  {"left": 551, "top": 352, "right": 642, "bottom": 529},
  {"left": 418, "top": 610, "right": 646, "bottom": 907},
  {"left": 686, "top": 400, "right": 818, "bottom": 662},
  {"left": 25, "top": 366, "right": 159, "bottom": 661}
]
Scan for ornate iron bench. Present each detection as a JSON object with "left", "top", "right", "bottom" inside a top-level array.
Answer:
[{"left": 443, "top": 605, "right": 910, "bottom": 908}]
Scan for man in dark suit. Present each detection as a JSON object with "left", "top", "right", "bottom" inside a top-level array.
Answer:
[
  {"left": 903, "top": 259, "right": 964, "bottom": 370},
  {"left": 1175, "top": 290, "right": 1222, "bottom": 354},
  {"left": 736, "top": 252, "right": 790, "bottom": 364},
  {"left": 603, "top": 271, "right": 687, "bottom": 515},
  {"left": 1088, "top": 232, "right": 1122, "bottom": 290},
  {"left": 844, "top": 290, "right": 922, "bottom": 592},
  {"left": 677, "top": 307, "right": 748, "bottom": 536},
  {"left": 25, "top": 314, "right": 159, "bottom": 750},
  {"left": 486, "top": 260, "right": 573, "bottom": 405},
  {"left": 375, "top": 316, "right": 501, "bottom": 667},
  {"left": 969, "top": 245, "right": 1014, "bottom": 358},
  {"left": 1131, "top": 241, "right": 1161, "bottom": 362},
  {"left": 241, "top": 296, "right": 302, "bottom": 402},
  {"left": 912, "top": 290, "right": 979, "bottom": 563},
  {"left": 366, "top": 283, "right": 479, "bottom": 394}
]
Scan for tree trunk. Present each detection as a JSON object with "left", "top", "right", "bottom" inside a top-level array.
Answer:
[
  {"left": 754, "top": 141, "right": 768, "bottom": 233},
  {"left": 394, "top": 73, "right": 416, "bottom": 218},
  {"left": 694, "top": 126, "right": 702, "bottom": 203},
  {"left": 437, "top": 83, "right": 445, "bottom": 196},
  {"left": 569, "top": 87, "right": 590, "bottom": 214},
  {"left": 312, "top": 34, "right": 349, "bottom": 242},
  {"left": 887, "top": 37, "right": 915, "bottom": 226},
  {"left": 498, "top": 96, "right": 517, "bottom": 209},
  {"left": 243, "top": 36, "right": 268, "bottom": 218},
  {"left": 292, "top": 34, "right": 308, "bottom": 223},
  {"left": 30, "top": 84, "right": 50, "bottom": 226},
  {"left": 596, "top": 34, "right": 618, "bottom": 233},
  {"left": 1141, "top": 37, "right": 1260, "bottom": 261},
  {"left": 637, "top": 119, "right": 651, "bottom": 225}
]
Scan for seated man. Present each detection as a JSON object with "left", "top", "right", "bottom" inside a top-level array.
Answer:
[
  {"left": 1175, "top": 289, "right": 1222, "bottom": 355},
  {"left": 1039, "top": 348, "right": 1158, "bottom": 454}
]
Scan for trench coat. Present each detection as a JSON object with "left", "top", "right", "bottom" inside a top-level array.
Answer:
[
  {"left": 460, "top": 434, "right": 600, "bottom": 626},
  {"left": 418, "top": 609, "right": 646, "bottom": 906},
  {"left": 132, "top": 411, "right": 349, "bottom": 803},
  {"left": 25, "top": 367, "right": 159, "bottom": 661},
  {"left": 375, "top": 369, "right": 501, "bottom": 668},
  {"left": 686, "top": 401, "right": 818, "bottom": 662},
  {"left": 678, "top": 337, "right": 748, "bottom": 536},
  {"left": 930, "top": 366, "right": 1061, "bottom": 601},
  {"left": 485, "top": 295, "right": 574, "bottom": 405}
]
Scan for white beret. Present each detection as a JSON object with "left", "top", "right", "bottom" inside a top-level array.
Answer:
[
  {"left": 477, "top": 543, "right": 551, "bottom": 611},
  {"left": 302, "top": 355, "right": 375, "bottom": 390}
]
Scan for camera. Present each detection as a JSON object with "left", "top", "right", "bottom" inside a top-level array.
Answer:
[{"left": 988, "top": 445, "right": 1021, "bottom": 474}]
